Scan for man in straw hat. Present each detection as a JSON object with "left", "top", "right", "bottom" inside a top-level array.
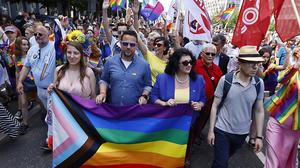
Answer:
[{"left": 207, "top": 45, "right": 265, "bottom": 168}]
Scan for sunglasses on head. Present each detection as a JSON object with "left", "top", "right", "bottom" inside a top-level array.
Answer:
[
  {"left": 121, "top": 41, "right": 136, "bottom": 48},
  {"left": 34, "top": 33, "right": 43, "bottom": 37},
  {"left": 204, "top": 52, "right": 216, "bottom": 57},
  {"left": 153, "top": 42, "right": 163, "bottom": 47},
  {"left": 180, "top": 60, "right": 194, "bottom": 66}
]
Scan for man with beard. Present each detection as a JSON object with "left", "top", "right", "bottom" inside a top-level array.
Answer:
[{"left": 96, "top": 30, "right": 152, "bottom": 106}]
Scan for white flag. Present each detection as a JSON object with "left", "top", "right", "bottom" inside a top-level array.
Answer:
[
  {"left": 166, "top": 0, "right": 178, "bottom": 24},
  {"left": 183, "top": 0, "right": 212, "bottom": 42}
]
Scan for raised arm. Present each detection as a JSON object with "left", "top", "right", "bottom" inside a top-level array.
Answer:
[
  {"left": 129, "top": 25, "right": 148, "bottom": 57},
  {"left": 132, "top": 0, "right": 140, "bottom": 32},
  {"left": 102, "top": 0, "right": 113, "bottom": 43}
]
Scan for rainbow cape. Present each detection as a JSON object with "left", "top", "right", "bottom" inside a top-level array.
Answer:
[
  {"left": 52, "top": 89, "right": 193, "bottom": 167},
  {"left": 264, "top": 67, "right": 300, "bottom": 130}
]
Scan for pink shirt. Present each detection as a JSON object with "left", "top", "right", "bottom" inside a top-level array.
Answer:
[{"left": 58, "top": 69, "right": 93, "bottom": 99}]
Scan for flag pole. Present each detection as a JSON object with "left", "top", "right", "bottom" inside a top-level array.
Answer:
[
  {"left": 174, "top": 0, "right": 181, "bottom": 33},
  {"left": 291, "top": 0, "right": 300, "bottom": 28}
]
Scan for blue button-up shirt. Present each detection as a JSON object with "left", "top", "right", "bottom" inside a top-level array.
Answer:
[{"left": 100, "top": 54, "right": 152, "bottom": 106}]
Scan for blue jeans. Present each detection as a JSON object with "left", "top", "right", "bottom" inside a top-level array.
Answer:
[{"left": 212, "top": 128, "right": 248, "bottom": 168}]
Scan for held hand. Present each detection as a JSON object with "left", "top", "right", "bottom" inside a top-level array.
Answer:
[
  {"left": 253, "top": 138, "right": 263, "bottom": 153},
  {"left": 47, "top": 83, "right": 56, "bottom": 93},
  {"left": 96, "top": 93, "right": 106, "bottom": 104},
  {"left": 102, "top": 0, "right": 110, "bottom": 10},
  {"left": 207, "top": 131, "right": 215, "bottom": 146},
  {"left": 138, "top": 96, "right": 147, "bottom": 105},
  {"left": 16, "top": 81, "right": 24, "bottom": 95},
  {"left": 191, "top": 101, "right": 203, "bottom": 111},
  {"left": 166, "top": 99, "right": 176, "bottom": 106}
]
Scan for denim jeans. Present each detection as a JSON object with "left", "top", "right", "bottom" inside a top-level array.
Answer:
[{"left": 212, "top": 128, "right": 248, "bottom": 168}]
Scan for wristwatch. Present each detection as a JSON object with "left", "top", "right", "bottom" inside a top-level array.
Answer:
[
  {"left": 141, "top": 94, "right": 149, "bottom": 100},
  {"left": 256, "top": 136, "right": 263, "bottom": 140}
]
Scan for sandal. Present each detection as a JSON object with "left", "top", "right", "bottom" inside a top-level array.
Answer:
[{"left": 248, "top": 138, "right": 255, "bottom": 147}]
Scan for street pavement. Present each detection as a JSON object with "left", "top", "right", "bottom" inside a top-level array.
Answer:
[
  {"left": 0, "top": 102, "right": 51, "bottom": 168},
  {"left": 0, "top": 101, "right": 299, "bottom": 168}
]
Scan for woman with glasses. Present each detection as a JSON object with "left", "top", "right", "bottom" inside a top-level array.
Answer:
[
  {"left": 137, "top": 34, "right": 170, "bottom": 85},
  {"left": 150, "top": 48, "right": 206, "bottom": 166},
  {"left": 150, "top": 48, "right": 205, "bottom": 108}
]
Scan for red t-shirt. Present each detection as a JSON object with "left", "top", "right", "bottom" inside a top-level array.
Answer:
[{"left": 193, "top": 59, "right": 223, "bottom": 99}]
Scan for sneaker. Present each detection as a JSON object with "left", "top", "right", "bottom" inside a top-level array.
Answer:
[
  {"left": 19, "top": 124, "right": 28, "bottom": 135},
  {"left": 15, "top": 110, "right": 23, "bottom": 120},
  {"left": 40, "top": 141, "right": 52, "bottom": 152}
]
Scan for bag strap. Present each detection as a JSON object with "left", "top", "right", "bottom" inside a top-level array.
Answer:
[
  {"left": 252, "top": 76, "right": 261, "bottom": 110},
  {"left": 217, "top": 72, "right": 234, "bottom": 110}
]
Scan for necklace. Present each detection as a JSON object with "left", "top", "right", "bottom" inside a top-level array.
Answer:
[{"left": 175, "top": 74, "right": 189, "bottom": 84}]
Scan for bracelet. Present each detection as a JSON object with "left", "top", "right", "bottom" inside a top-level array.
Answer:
[{"left": 256, "top": 136, "right": 263, "bottom": 140}]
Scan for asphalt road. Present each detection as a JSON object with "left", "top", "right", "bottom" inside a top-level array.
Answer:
[{"left": 0, "top": 102, "right": 51, "bottom": 168}]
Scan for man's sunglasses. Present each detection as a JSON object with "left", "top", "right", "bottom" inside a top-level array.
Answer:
[
  {"left": 121, "top": 41, "right": 137, "bottom": 48},
  {"left": 34, "top": 33, "right": 43, "bottom": 37},
  {"left": 153, "top": 42, "right": 163, "bottom": 47},
  {"left": 180, "top": 60, "right": 194, "bottom": 66},
  {"left": 204, "top": 52, "right": 216, "bottom": 57}
]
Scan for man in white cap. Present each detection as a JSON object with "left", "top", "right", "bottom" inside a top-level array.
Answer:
[{"left": 207, "top": 45, "right": 265, "bottom": 168}]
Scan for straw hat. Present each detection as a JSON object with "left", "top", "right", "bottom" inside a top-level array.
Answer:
[{"left": 237, "top": 45, "right": 264, "bottom": 62}]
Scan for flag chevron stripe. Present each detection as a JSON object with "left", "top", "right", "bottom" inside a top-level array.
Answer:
[
  {"left": 52, "top": 98, "right": 88, "bottom": 163},
  {"left": 83, "top": 151, "right": 184, "bottom": 167},
  {"left": 85, "top": 111, "right": 191, "bottom": 132},
  {"left": 72, "top": 95, "right": 193, "bottom": 119},
  {"left": 97, "top": 128, "right": 188, "bottom": 144},
  {"left": 54, "top": 89, "right": 193, "bottom": 167},
  {"left": 53, "top": 89, "right": 105, "bottom": 167},
  {"left": 98, "top": 141, "right": 186, "bottom": 158}
]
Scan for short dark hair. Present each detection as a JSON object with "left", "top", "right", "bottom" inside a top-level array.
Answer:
[
  {"left": 258, "top": 46, "right": 272, "bottom": 57},
  {"left": 165, "top": 48, "right": 197, "bottom": 80},
  {"left": 121, "top": 30, "right": 138, "bottom": 42},
  {"left": 212, "top": 34, "right": 227, "bottom": 45},
  {"left": 154, "top": 37, "right": 170, "bottom": 55}
]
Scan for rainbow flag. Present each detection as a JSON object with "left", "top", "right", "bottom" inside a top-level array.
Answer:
[
  {"left": 264, "top": 66, "right": 300, "bottom": 130},
  {"left": 52, "top": 89, "right": 193, "bottom": 167},
  {"left": 141, "top": 1, "right": 164, "bottom": 21},
  {"left": 110, "top": 0, "right": 126, "bottom": 11},
  {"left": 221, "top": 7, "right": 235, "bottom": 20}
]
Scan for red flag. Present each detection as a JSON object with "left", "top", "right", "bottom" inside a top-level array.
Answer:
[
  {"left": 273, "top": 0, "right": 300, "bottom": 41},
  {"left": 232, "top": 0, "right": 272, "bottom": 48}
]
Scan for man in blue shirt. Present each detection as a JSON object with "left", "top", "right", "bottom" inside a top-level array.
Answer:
[{"left": 96, "top": 30, "right": 152, "bottom": 106}]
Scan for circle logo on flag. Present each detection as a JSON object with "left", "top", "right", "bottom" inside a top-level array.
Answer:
[{"left": 242, "top": 7, "right": 259, "bottom": 25}]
